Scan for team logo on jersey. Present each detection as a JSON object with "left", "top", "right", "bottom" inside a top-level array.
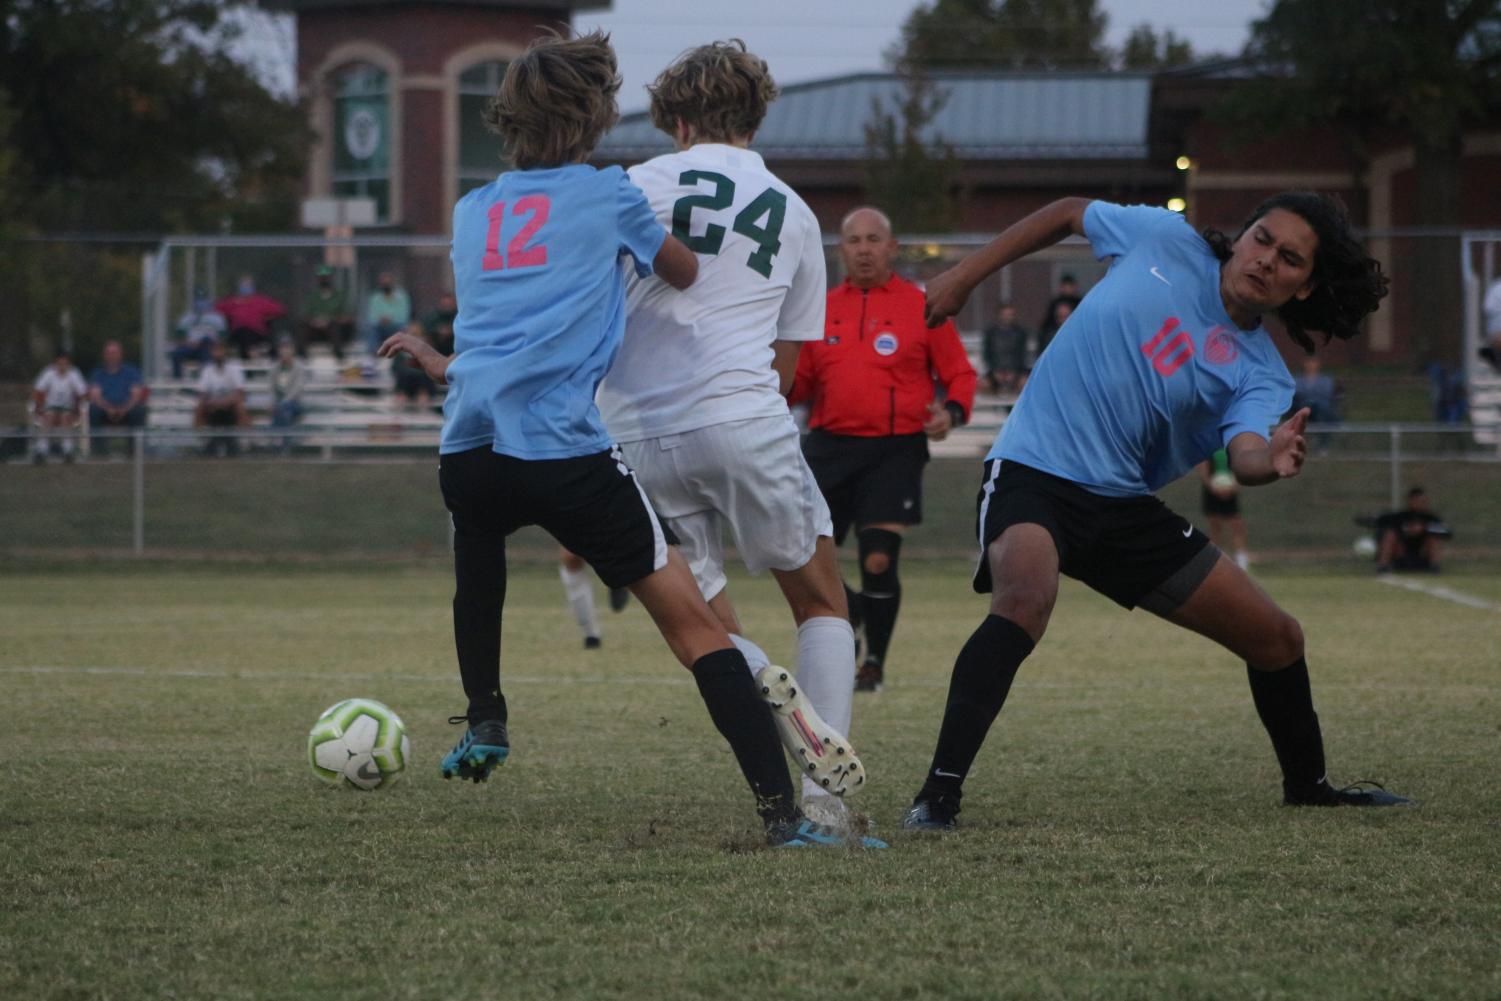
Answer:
[
  {"left": 1204, "top": 328, "right": 1238, "bottom": 365},
  {"left": 873, "top": 332, "right": 899, "bottom": 356}
]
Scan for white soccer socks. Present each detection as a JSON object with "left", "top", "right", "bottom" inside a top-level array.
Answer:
[
  {"left": 557, "top": 562, "right": 600, "bottom": 642},
  {"left": 729, "top": 632, "right": 772, "bottom": 673}
]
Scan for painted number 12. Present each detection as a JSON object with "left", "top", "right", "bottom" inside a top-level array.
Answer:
[{"left": 482, "top": 195, "right": 550, "bottom": 271}]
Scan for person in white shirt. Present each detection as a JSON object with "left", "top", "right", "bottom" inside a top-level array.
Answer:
[
  {"left": 194, "top": 340, "right": 248, "bottom": 456},
  {"left": 597, "top": 41, "right": 877, "bottom": 843},
  {"left": 1482, "top": 276, "right": 1501, "bottom": 372},
  {"left": 31, "top": 348, "right": 88, "bottom": 463}
]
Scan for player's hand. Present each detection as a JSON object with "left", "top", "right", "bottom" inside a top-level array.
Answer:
[
  {"left": 923, "top": 266, "right": 973, "bottom": 328},
  {"left": 922, "top": 401, "right": 953, "bottom": 441},
  {"left": 377, "top": 332, "right": 451, "bottom": 385},
  {"left": 1269, "top": 407, "right": 1310, "bottom": 479}
]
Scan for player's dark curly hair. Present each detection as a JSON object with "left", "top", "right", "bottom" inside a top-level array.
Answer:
[
  {"left": 1202, "top": 191, "right": 1389, "bottom": 354},
  {"left": 648, "top": 39, "right": 778, "bottom": 143},
  {"left": 483, "top": 29, "right": 620, "bottom": 169}
]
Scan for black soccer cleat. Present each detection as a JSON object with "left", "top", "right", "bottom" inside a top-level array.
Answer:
[
  {"left": 854, "top": 660, "right": 884, "bottom": 693},
  {"left": 901, "top": 795, "right": 960, "bottom": 832},
  {"left": 1284, "top": 779, "right": 1416, "bottom": 807},
  {"left": 608, "top": 587, "right": 631, "bottom": 613},
  {"left": 583, "top": 635, "right": 602, "bottom": 650}
]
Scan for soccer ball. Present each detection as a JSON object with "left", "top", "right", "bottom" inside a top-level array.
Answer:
[{"left": 307, "top": 698, "right": 411, "bottom": 790}]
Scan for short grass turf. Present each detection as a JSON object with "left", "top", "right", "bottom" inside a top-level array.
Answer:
[{"left": 2, "top": 564, "right": 1499, "bottom": 1001}]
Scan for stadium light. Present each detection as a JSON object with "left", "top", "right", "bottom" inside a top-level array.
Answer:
[
  {"left": 1167, "top": 198, "right": 1187, "bottom": 213},
  {"left": 1175, "top": 155, "right": 1192, "bottom": 171}
]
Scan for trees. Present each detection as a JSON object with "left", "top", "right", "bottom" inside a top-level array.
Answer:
[
  {"left": 0, "top": 0, "right": 310, "bottom": 234},
  {"left": 1226, "top": 0, "right": 1501, "bottom": 363},
  {"left": 862, "top": 70, "right": 961, "bottom": 234},
  {"left": 894, "top": 0, "right": 1109, "bottom": 70},
  {"left": 1120, "top": 24, "right": 1196, "bottom": 70}
]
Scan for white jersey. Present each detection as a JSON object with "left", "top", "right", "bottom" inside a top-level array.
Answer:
[
  {"left": 597, "top": 144, "right": 827, "bottom": 442},
  {"left": 196, "top": 360, "right": 246, "bottom": 400},
  {"left": 34, "top": 366, "right": 88, "bottom": 409}
]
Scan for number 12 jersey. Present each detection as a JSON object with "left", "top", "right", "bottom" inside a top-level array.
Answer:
[{"left": 598, "top": 144, "right": 827, "bottom": 443}]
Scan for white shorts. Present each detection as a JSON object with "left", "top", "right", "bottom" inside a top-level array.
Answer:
[{"left": 619, "top": 414, "right": 833, "bottom": 600}]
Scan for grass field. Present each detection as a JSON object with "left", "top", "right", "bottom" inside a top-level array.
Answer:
[{"left": 3, "top": 562, "right": 1499, "bottom": 1000}]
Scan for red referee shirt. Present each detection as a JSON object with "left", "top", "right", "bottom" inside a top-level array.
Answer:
[{"left": 790, "top": 273, "right": 976, "bottom": 437}]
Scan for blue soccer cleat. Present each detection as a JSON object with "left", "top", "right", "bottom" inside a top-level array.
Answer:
[
  {"left": 440, "top": 716, "right": 510, "bottom": 783},
  {"left": 767, "top": 818, "right": 888, "bottom": 849},
  {"left": 901, "top": 796, "right": 960, "bottom": 832}
]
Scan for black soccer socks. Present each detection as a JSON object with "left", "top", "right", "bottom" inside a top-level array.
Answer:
[
  {"left": 857, "top": 528, "right": 903, "bottom": 669},
  {"left": 691, "top": 648, "right": 797, "bottom": 826},
  {"left": 1247, "top": 657, "right": 1327, "bottom": 798},
  {"left": 918, "top": 614, "right": 1035, "bottom": 802},
  {"left": 451, "top": 530, "right": 508, "bottom": 723}
]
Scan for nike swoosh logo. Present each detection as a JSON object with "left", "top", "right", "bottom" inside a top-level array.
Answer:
[
  {"left": 356, "top": 761, "right": 380, "bottom": 781},
  {"left": 1182, "top": 525, "right": 1194, "bottom": 538},
  {"left": 1151, "top": 267, "right": 1172, "bottom": 286},
  {"left": 934, "top": 769, "right": 962, "bottom": 778}
]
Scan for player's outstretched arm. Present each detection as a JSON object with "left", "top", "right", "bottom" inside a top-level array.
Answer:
[
  {"left": 653, "top": 233, "right": 698, "bottom": 291},
  {"left": 1227, "top": 409, "right": 1310, "bottom": 486},
  {"left": 377, "top": 332, "right": 452, "bottom": 386},
  {"left": 924, "top": 197, "right": 1091, "bottom": 328}
]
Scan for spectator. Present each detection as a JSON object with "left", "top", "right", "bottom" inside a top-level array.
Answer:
[
  {"left": 1427, "top": 363, "right": 1467, "bottom": 425},
  {"left": 216, "top": 275, "right": 287, "bottom": 360},
  {"left": 364, "top": 271, "right": 411, "bottom": 355},
  {"left": 1035, "top": 298, "right": 1074, "bottom": 362},
  {"left": 790, "top": 205, "right": 977, "bottom": 693},
  {"left": 1290, "top": 356, "right": 1341, "bottom": 422},
  {"left": 423, "top": 290, "right": 458, "bottom": 355},
  {"left": 1375, "top": 486, "right": 1452, "bottom": 573},
  {"left": 1481, "top": 275, "right": 1501, "bottom": 372},
  {"left": 300, "top": 265, "right": 354, "bottom": 360},
  {"left": 981, "top": 302, "right": 1030, "bottom": 393},
  {"left": 171, "top": 288, "right": 226, "bottom": 378},
  {"left": 87, "top": 339, "right": 148, "bottom": 457},
  {"left": 389, "top": 321, "right": 435, "bottom": 411},
  {"left": 1037, "top": 273, "right": 1081, "bottom": 351},
  {"left": 194, "top": 340, "right": 249, "bottom": 456},
  {"left": 30, "top": 348, "right": 88, "bottom": 464},
  {"left": 269, "top": 336, "right": 308, "bottom": 450}
]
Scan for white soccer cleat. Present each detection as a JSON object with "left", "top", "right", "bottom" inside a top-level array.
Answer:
[{"left": 755, "top": 665, "right": 865, "bottom": 797}]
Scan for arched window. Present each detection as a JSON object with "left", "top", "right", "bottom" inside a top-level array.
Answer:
[
  {"left": 457, "top": 61, "right": 510, "bottom": 196},
  {"left": 331, "top": 63, "right": 391, "bottom": 221}
]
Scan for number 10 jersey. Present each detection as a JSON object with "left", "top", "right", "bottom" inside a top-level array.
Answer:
[{"left": 598, "top": 143, "right": 827, "bottom": 443}]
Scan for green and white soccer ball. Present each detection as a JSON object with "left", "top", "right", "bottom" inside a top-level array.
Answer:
[{"left": 307, "top": 698, "right": 411, "bottom": 790}]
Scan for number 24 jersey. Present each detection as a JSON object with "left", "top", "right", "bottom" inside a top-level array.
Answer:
[{"left": 597, "top": 144, "right": 827, "bottom": 443}]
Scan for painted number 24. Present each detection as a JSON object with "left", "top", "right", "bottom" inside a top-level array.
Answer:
[{"left": 482, "top": 195, "right": 550, "bottom": 271}]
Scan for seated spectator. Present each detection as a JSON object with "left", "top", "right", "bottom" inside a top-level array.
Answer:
[
  {"left": 1374, "top": 486, "right": 1452, "bottom": 573},
  {"left": 31, "top": 348, "right": 88, "bottom": 464},
  {"left": 1037, "top": 273, "right": 1081, "bottom": 346},
  {"left": 216, "top": 275, "right": 287, "bottom": 360},
  {"left": 171, "top": 288, "right": 226, "bottom": 378},
  {"left": 389, "top": 322, "right": 436, "bottom": 411},
  {"left": 194, "top": 340, "right": 249, "bottom": 456},
  {"left": 364, "top": 271, "right": 411, "bottom": 355},
  {"left": 88, "top": 339, "right": 149, "bottom": 457},
  {"left": 981, "top": 302, "right": 1029, "bottom": 394},
  {"left": 270, "top": 336, "right": 308, "bottom": 450},
  {"left": 1428, "top": 363, "right": 1467, "bottom": 425},
  {"left": 423, "top": 291, "right": 458, "bottom": 356},
  {"left": 1481, "top": 276, "right": 1501, "bottom": 373},
  {"left": 1291, "top": 356, "right": 1342, "bottom": 423},
  {"left": 299, "top": 265, "right": 354, "bottom": 360}
]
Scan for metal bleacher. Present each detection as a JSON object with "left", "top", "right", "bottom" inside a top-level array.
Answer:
[{"left": 148, "top": 349, "right": 443, "bottom": 455}]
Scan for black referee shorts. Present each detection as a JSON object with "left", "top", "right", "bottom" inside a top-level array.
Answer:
[
  {"left": 973, "top": 460, "right": 1220, "bottom": 614},
  {"left": 439, "top": 445, "right": 676, "bottom": 589},
  {"left": 802, "top": 429, "right": 929, "bottom": 544}
]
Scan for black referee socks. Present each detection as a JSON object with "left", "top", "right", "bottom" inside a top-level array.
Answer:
[
  {"left": 919, "top": 614, "right": 1036, "bottom": 801},
  {"left": 690, "top": 648, "right": 797, "bottom": 826},
  {"left": 1247, "top": 657, "right": 1327, "bottom": 797},
  {"left": 858, "top": 528, "right": 903, "bottom": 668}
]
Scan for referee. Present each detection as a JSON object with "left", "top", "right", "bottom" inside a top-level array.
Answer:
[{"left": 790, "top": 206, "right": 977, "bottom": 692}]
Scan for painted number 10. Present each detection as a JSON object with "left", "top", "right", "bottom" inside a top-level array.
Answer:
[
  {"left": 482, "top": 195, "right": 550, "bottom": 271},
  {"left": 1141, "top": 317, "right": 1194, "bottom": 377}
]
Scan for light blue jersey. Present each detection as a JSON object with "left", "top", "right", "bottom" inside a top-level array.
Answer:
[
  {"left": 992, "top": 202, "right": 1294, "bottom": 496},
  {"left": 441, "top": 164, "right": 666, "bottom": 459}
]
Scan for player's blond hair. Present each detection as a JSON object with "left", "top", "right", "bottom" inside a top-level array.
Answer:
[
  {"left": 648, "top": 40, "right": 778, "bottom": 144},
  {"left": 483, "top": 29, "right": 621, "bottom": 169}
]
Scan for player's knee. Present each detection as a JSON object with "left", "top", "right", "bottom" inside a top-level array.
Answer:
[
  {"left": 857, "top": 528, "right": 902, "bottom": 595},
  {"left": 1261, "top": 612, "right": 1304, "bottom": 667},
  {"left": 992, "top": 586, "right": 1052, "bottom": 639}
]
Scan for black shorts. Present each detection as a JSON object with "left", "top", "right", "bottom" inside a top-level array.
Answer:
[
  {"left": 1200, "top": 486, "right": 1241, "bottom": 518},
  {"left": 802, "top": 430, "right": 928, "bottom": 544},
  {"left": 438, "top": 445, "right": 677, "bottom": 589},
  {"left": 974, "top": 460, "right": 1219, "bottom": 613}
]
